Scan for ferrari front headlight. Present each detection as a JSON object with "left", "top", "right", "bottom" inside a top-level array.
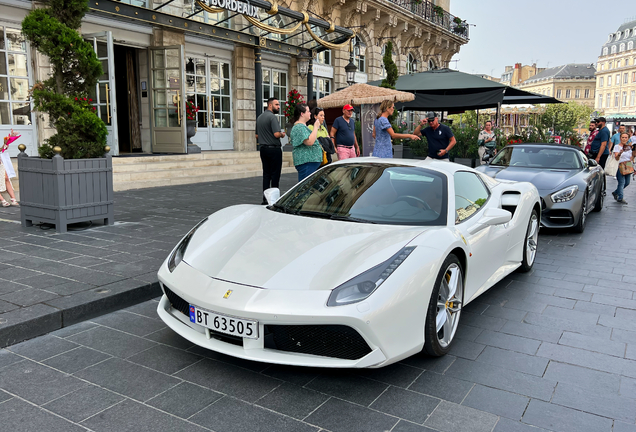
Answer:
[
  {"left": 551, "top": 185, "right": 578, "bottom": 203},
  {"left": 327, "top": 246, "right": 415, "bottom": 307},
  {"left": 167, "top": 217, "right": 208, "bottom": 272}
]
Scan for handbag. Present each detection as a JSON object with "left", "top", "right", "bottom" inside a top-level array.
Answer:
[
  {"left": 320, "top": 149, "right": 328, "bottom": 167},
  {"left": 619, "top": 161, "right": 634, "bottom": 175}
]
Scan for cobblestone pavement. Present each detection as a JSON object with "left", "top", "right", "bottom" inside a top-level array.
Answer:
[{"left": 1, "top": 173, "right": 636, "bottom": 432}]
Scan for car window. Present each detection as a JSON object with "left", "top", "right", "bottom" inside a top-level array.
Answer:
[
  {"left": 490, "top": 146, "right": 582, "bottom": 169},
  {"left": 454, "top": 171, "right": 490, "bottom": 224},
  {"left": 272, "top": 163, "right": 448, "bottom": 226}
]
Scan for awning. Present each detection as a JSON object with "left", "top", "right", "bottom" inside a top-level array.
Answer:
[{"left": 368, "top": 68, "right": 563, "bottom": 111}]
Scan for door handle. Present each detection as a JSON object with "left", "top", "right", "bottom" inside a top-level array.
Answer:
[
  {"left": 105, "top": 83, "right": 111, "bottom": 123},
  {"left": 177, "top": 91, "right": 181, "bottom": 126}
]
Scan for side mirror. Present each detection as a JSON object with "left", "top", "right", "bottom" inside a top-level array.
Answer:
[
  {"left": 467, "top": 207, "right": 512, "bottom": 234},
  {"left": 588, "top": 159, "right": 598, "bottom": 167},
  {"left": 263, "top": 188, "right": 280, "bottom": 205}
]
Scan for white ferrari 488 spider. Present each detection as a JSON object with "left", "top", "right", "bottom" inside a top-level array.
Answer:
[{"left": 157, "top": 159, "right": 541, "bottom": 368}]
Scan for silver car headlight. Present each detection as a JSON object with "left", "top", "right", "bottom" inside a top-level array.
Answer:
[
  {"left": 168, "top": 217, "right": 208, "bottom": 273},
  {"left": 327, "top": 246, "right": 416, "bottom": 307},
  {"left": 551, "top": 185, "right": 578, "bottom": 203}
]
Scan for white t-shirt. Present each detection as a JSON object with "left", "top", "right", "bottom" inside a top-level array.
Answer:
[{"left": 613, "top": 143, "right": 632, "bottom": 163}]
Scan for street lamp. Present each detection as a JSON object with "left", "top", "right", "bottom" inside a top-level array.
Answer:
[
  {"left": 345, "top": 58, "right": 357, "bottom": 86},
  {"left": 296, "top": 50, "right": 311, "bottom": 80}
]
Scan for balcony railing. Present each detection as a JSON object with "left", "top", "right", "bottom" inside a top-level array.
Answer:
[{"left": 388, "top": 0, "right": 469, "bottom": 40}]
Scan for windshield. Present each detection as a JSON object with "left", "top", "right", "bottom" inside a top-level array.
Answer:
[
  {"left": 272, "top": 163, "right": 448, "bottom": 226},
  {"left": 490, "top": 146, "right": 583, "bottom": 170}
]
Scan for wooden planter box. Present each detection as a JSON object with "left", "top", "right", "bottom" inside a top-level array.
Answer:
[
  {"left": 454, "top": 157, "right": 473, "bottom": 167},
  {"left": 17, "top": 150, "right": 114, "bottom": 233},
  {"left": 392, "top": 144, "right": 404, "bottom": 159}
]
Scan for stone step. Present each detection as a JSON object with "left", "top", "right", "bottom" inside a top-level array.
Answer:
[
  {"left": 114, "top": 167, "right": 297, "bottom": 191},
  {"left": 111, "top": 150, "right": 262, "bottom": 164},
  {"left": 112, "top": 156, "right": 264, "bottom": 173},
  {"left": 114, "top": 161, "right": 292, "bottom": 182}
]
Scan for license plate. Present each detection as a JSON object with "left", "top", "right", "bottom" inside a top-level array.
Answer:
[{"left": 189, "top": 304, "right": 258, "bottom": 339}]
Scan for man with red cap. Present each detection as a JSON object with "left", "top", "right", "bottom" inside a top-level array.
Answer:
[{"left": 330, "top": 104, "right": 360, "bottom": 160}]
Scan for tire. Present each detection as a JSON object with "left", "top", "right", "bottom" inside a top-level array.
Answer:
[
  {"left": 572, "top": 192, "right": 587, "bottom": 233},
  {"left": 518, "top": 209, "right": 539, "bottom": 273},
  {"left": 423, "top": 254, "right": 463, "bottom": 357},
  {"left": 593, "top": 180, "right": 605, "bottom": 212}
]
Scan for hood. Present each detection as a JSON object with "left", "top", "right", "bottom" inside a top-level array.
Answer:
[
  {"left": 478, "top": 166, "right": 579, "bottom": 193},
  {"left": 183, "top": 205, "right": 431, "bottom": 291}
]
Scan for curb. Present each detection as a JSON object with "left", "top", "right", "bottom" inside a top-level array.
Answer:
[{"left": 0, "top": 280, "right": 162, "bottom": 348}]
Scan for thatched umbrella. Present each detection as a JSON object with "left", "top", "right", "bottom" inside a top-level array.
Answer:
[{"left": 316, "top": 83, "right": 415, "bottom": 108}]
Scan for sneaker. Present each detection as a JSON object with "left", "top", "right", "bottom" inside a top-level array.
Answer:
[
  {"left": 612, "top": 191, "right": 618, "bottom": 200},
  {"left": 618, "top": 199, "right": 628, "bottom": 204}
]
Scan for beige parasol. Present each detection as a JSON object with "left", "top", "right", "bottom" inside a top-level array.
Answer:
[{"left": 316, "top": 83, "right": 415, "bottom": 109}]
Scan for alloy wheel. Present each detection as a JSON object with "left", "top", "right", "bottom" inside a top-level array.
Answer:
[
  {"left": 526, "top": 213, "right": 539, "bottom": 266},
  {"left": 435, "top": 263, "right": 463, "bottom": 348}
]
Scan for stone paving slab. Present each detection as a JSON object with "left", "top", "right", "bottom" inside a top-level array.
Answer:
[
  {"left": 0, "top": 174, "right": 299, "bottom": 347},
  {"left": 0, "top": 172, "right": 636, "bottom": 431}
]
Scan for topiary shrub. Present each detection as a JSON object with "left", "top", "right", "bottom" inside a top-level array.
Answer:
[{"left": 22, "top": 0, "right": 107, "bottom": 159}]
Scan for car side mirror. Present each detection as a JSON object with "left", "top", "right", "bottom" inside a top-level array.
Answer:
[
  {"left": 467, "top": 208, "right": 512, "bottom": 234},
  {"left": 264, "top": 188, "right": 280, "bottom": 205},
  {"left": 588, "top": 159, "right": 598, "bottom": 167}
]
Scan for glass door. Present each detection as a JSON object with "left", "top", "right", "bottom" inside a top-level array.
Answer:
[
  {"left": 185, "top": 56, "right": 233, "bottom": 151},
  {"left": 150, "top": 46, "right": 186, "bottom": 153},
  {"left": 262, "top": 68, "right": 288, "bottom": 145},
  {"left": 84, "top": 31, "right": 118, "bottom": 155}
]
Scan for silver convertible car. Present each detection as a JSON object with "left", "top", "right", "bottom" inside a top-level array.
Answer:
[{"left": 476, "top": 143, "right": 605, "bottom": 233}]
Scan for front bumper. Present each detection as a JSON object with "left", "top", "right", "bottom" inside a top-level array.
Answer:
[
  {"left": 539, "top": 192, "right": 584, "bottom": 229},
  {"left": 156, "top": 261, "right": 424, "bottom": 368}
]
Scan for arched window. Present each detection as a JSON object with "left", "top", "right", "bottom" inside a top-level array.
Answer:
[
  {"left": 611, "top": 45, "right": 617, "bottom": 54},
  {"left": 603, "top": 47, "right": 609, "bottom": 56},
  {"left": 352, "top": 36, "right": 366, "bottom": 73},
  {"left": 616, "top": 32, "right": 622, "bottom": 40},
  {"left": 620, "top": 43, "right": 626, "bottom": 52},
  {"left": 629, "top": 41, "right": 634, "bottom": 51},
  {"left": 625, "top": 29, "right": 630, "bottom": 38},
  {"left": 407, "top": 53, "right": 417, "bottom": 74},
  {"left": 428, "top": 58, "right": 437, "bottom": 71}
]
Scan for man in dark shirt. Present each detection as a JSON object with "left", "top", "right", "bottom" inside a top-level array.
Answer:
[
  {"left": 330, "top": 104, "right": 360, "bottom": 160},
  {"left": 414, "top": 112, "right": 456, "bottom": 160},
  {"left": 590, "top": 117, "right": 610, "bottom": 169},
  {"left": 256, "top": 98, "right": 285, "bottom": 204}
]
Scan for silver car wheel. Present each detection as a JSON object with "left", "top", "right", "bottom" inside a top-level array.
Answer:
[
  {"left": 526, "top": 213, "right": 539, "bottom": 266},
  {"left": 435, "top": 263, "right": 463, "bottom": 348}
]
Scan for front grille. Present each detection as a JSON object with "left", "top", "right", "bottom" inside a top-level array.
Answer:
[
  {"left": 264, "top": 325, "right": 372, "bottom": 360},
  {"left": 163, "top": 285, "right": 189, "bottom": 316}
]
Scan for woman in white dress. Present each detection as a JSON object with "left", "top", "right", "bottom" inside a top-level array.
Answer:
[{"left": 1, "top": 131, "right": 19, "bottom": 207}]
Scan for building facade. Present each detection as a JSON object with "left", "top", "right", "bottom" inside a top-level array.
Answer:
[
  {"left": 499, "top": 63, "right": 543, "bottom": 87},
  {"left": 0, "top": 0, "right": 468, "bottom": 158},
  {"left": 594, "top": 19, "right": 636, "bottom": 127},
  {"left": 516, "top": 64, "right": 596, "bottom": 107}
]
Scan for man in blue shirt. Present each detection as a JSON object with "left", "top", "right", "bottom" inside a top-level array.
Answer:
[
  {"left": 610, "top": 124, "right": 626, "bottom": 152},
  {"left": 330, "top": 104, "right": 360, "bottom": 160},
  {"left": 590, "top": 117, "right": 610, "bottom": 168},
  {"left": 414, "top": 112, "right": 456, "bottom": 159}
]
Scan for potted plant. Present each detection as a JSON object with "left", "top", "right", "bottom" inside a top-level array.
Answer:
[
  {"left": 18, "top": 0, "right": 114, "bottom": 233},
  {"left": 184, "top": 99, "right": 201, "bottom": 153},
  {"left": 450, "top": 125, "right": 479, "bottom": 167},
  {"left": 432, "top": 5, "right": 444, "bottom": 19},
  {"left": 404, "top": 136, "right": 428, "bottom": 159}
]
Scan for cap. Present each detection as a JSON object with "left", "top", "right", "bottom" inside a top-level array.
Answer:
[
  {"left": 426, "top": 111, "right": 437, "bottom": 120},
  {"left": 596, "top": 116, "right": 606, "bottom": 123},
  {"left": 343, "top": 104, "right": 354, "bottom": 111}
]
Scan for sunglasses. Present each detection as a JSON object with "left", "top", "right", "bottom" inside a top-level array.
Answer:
[{"left": 427, "top": 119, "right": 435, "bottom": 123}]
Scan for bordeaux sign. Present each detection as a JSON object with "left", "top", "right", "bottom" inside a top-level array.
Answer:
[{"left": 205, "top": 0, "right": 259, "bottom": 18}]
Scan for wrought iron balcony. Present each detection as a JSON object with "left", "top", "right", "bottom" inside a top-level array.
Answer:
[{"left": 388, "top": 0, "right": 469, "bottom": 40}]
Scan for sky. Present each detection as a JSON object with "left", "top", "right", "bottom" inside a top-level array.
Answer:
[{"left": 449, "top": 0, "right": 636, "bottom": 77}]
